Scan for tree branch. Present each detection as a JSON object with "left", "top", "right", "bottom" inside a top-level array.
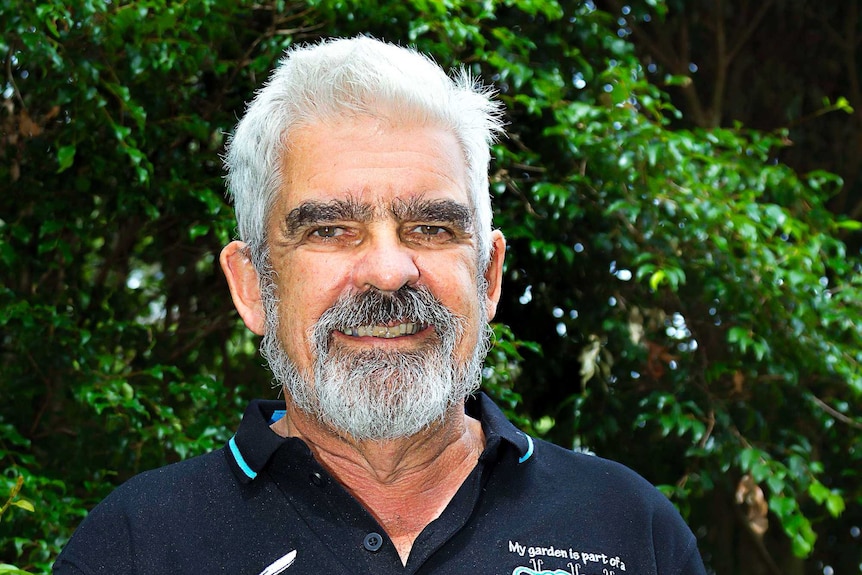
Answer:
[
  {"left": 726, "top": 0, "right": 776, "bottom": 64},
  {"left": 811, "top": 394, "right": 862, "bottom": 429}
]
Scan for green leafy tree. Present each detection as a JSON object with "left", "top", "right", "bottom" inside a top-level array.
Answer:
[{"left": 2, "top": 1, "right": 859, "bottom": 574}]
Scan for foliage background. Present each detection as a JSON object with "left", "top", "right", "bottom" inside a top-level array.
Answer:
[{"left": 1, "top": 1, "right": 860, "bottom": 574}]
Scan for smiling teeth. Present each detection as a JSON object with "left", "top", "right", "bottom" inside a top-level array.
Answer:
[{"left": 346, "top": 322, "right": 422, "bottom": 338}]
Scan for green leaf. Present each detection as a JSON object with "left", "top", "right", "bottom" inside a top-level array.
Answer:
[
  {"left": 189, "top": 224, "right": 210, "bottom": 241},
  {"left": 808, "top": 479, "right": 830, "bottom": 504},
  {"left": 56, "top": 145, "right": 76, "bottom": 173},
  {"left": 826, "top": 493, "right": 845, "bottom": 517},
  {"left": 833, "top": 219, "right": 861, "bottom": 231},
  {"left": 0, "top": 564, "right": 36, "bottom": 575},
  {"left": 649, "top": 269, "right": 665, "bottom": 291},
  {"left": 10, "top": 500, "right": 35, "bottom": 513}
]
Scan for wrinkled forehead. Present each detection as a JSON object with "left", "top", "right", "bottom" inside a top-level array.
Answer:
[{"left": 272, "top": 117, "right": 473, "bottom": 216}]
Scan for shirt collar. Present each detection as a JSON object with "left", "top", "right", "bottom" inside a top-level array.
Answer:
[
  {"left": 467, "top": 392, "right": 535, "bottom": 464},
  {"left": 225, "top": 393, "right": 534, "bottom": 484},
  {"left": 226, "top": 399, "right": 294, "bottom": 483}
]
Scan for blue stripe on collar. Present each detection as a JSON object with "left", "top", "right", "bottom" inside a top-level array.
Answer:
[
  {"left": 269, "top": 410, "right": 287, "bottom": 425},
  {"left": 229, "top": 435, "right": 257, "bottom": 480},
  {"left": 517, "top": 432, "right": 534, "bottom": 464}
]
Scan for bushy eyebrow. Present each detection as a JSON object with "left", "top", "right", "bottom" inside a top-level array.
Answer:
[
  {"left": 282, "top": 199, "right": 373, "bottom": 236},
  {"left": 390, "top": 198, "right": 473, "bottom": 231},
  {"left": 280, "top": 196, "right": 474, "bottom": 238}
]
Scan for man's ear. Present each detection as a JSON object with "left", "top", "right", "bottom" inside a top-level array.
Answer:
[
  {"left": 220, "top": 241, "right": 266, "bottom": 335},
  {"left": 483, "top": 230, "right": 506, "bottom": 321}
]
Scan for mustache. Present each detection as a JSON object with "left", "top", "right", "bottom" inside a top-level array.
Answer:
[{"left": 310, "top": 285, "right": 464, "bottom": 347}]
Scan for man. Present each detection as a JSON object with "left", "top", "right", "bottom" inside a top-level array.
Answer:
[{"left": 55, "top": 36, "right": 707, "bottom": 575}]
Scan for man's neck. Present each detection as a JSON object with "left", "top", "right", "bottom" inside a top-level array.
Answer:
[{"left": 270, "top": 402, "right": 485, "bottom": 564}]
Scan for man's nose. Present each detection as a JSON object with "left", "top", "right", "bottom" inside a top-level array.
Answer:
[{"left": 352, "top": 231, "right": 420, "bottom": 292}]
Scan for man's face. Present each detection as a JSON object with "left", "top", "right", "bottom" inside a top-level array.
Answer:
[{"left": 256, "top": 116, "right": 504, "bottom": 439}]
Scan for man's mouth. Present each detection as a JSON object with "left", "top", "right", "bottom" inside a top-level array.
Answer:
[{"left": 340, "top": 322, "right": 426, "bottom": 339}]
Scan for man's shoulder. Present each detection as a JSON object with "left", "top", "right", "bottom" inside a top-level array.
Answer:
[
  {"left": 54, "top": 448, "right": 236, "bottom": 574},
  {"left": 94, "top": 448, "right": 233, "bottom": 514},
  {"left": 130, "top": 447, "right": 227, "bottom": 483},
  {"left": 474, "top": 393, "right": 666, "bottom": 504},
  {"left": 530, "top": 436, "right": 637, "bottom": 474},
  {"left": 523, "top": 436, "right": 674, "bottom": 508}
]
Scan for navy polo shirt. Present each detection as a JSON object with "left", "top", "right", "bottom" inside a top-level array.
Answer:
[{"left": 54, "top": 393, "right": 706, "bottom": 575}]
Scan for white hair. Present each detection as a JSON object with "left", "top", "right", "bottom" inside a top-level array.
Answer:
[{"left": 224, "top": 36, "right": 505, "bottom": 268}]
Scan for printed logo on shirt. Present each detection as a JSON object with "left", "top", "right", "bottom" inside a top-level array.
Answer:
[
  {"left": 507, "top": 540, "right": 628, "bottom": 574},
  {"left": 258, "top": 549, "right": 297, "bottom": 575}
]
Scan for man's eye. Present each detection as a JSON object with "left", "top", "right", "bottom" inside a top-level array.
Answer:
[
  {"left": 414, "top": 225, "right": 448, "bottom": 236},
  {"left": 310, "top": 226, "right": 344, "bottom": 238}
]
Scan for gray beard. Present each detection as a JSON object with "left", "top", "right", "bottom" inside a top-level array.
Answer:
[{"left": 259, "top": 279, "right": 491, "bottom": 441}]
